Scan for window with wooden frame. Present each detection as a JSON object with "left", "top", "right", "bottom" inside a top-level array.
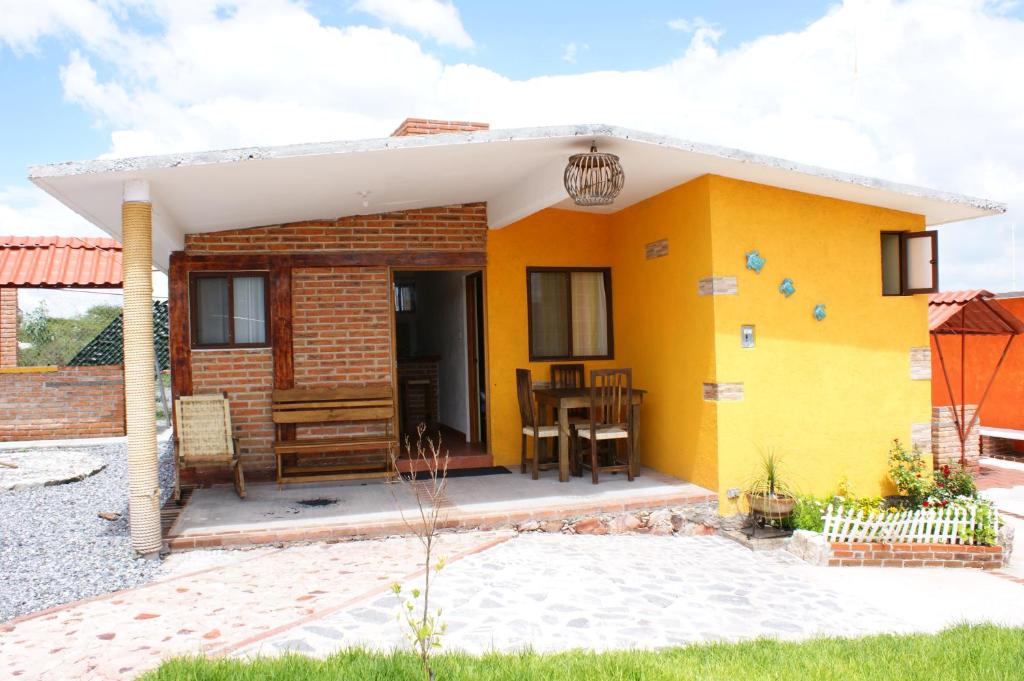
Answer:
[
  {"left": 527, "top": 267, "right": 613, "bottom": 360},
  {"left": 881, "top": 231, "right": 938, "bottom": 296},
  {"left": 189, "top": 272, "right": 270, "bottom": 348}
]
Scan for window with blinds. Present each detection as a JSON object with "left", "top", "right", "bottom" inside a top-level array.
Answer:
[{"left": 527, "top": 267, "right": 613, "bottom": 360}]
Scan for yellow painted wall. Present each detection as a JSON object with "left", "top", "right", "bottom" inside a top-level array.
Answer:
[
  {"left": 484, "top": 174, "right": 930, "bottom": 506},
  {"left": 607, "top": 177, "right": 719, "bottom": 490},
  {"left": 706, "top": 176, "right": 930, "bottom": 507},
  {"left": 485, "top": 209, "right": 619, "bottom": 469},
  {"left": 485, "top": 178, "right": 719, "bottom": 491}
]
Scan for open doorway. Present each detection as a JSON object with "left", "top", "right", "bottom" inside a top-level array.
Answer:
[{"left": 393, "top": 269, "right": 488, "bottom": 465}]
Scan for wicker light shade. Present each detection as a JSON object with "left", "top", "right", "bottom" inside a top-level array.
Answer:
[{"left": 564, "top": 143, "right": 625, "bottom": 206}]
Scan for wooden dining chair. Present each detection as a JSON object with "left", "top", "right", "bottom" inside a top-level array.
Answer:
[
  {"left": 550, "top": 363, "right": 585, "bottom": 389},
  {"left": 571, "top": 368, "right": 634, "bottom": 484},
  {"left": 551, "top": 363, "right": 589, "bottom": 424},
  {"left": 516, "top": 368, "right": 560, "bottom": 480}
]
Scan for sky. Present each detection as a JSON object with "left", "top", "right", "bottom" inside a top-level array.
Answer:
[{"left": 1, "top": 0, "right": 1023, "bottom": 316}]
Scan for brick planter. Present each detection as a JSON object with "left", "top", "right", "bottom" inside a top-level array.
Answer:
[{"left": 828, "top": 541, "right": 1004, "bottom": 569}]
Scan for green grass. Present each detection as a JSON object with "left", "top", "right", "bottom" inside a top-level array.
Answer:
[{"left": 142, "top": 624, "right": 1024, "bottom": 680}]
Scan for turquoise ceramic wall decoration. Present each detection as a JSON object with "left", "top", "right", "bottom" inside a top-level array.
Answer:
[
  {"left": 745, "top": 250, "right": 766, "bottom": 273},
  {"left": 779, "top": 278, "right": 795, "bottom": 297},
  {"left": 813, "top": 304, "right": 826, "bottom": 321}
]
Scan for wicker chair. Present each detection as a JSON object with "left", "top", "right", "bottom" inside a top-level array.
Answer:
[{"left": 174, "top": 394, "right": 245, "bottom": 498}]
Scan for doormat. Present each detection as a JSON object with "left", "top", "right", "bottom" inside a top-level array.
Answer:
[{"left": 412, "top": 466, "right": 511, "bottom": 481}]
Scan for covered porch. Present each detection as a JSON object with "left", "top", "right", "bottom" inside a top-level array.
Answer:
[
  {"left": 165, "top": 467, "right": 715, "bottom": 550},
  {"left": 28, "top": 119, "right": 1003, "bottom": 556}
]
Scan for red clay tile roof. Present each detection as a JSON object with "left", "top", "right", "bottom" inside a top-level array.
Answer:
[
  {"left": 929, "top": 289, "right": 1024, "bottom": 335},
  {"left": 0, "top": 236, "right": 123, "bottom": 288}
]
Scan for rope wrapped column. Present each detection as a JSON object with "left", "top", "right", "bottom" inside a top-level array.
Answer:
[{"left": 122, "top": 180, "right": 162, "bottom": 556}]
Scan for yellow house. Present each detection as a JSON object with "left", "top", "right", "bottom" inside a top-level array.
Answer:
[{"left": 30, "top": 119, "right": 1004, "bottom": 554}]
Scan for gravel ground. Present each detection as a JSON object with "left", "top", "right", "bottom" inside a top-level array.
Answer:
[{"left": 0, "top": 438, "right": 174, "bottom": 623}]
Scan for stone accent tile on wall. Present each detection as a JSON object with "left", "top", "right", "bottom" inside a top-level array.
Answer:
[
  {"left": 697, "top": 276, "right": 737, "bottom": 296},
  {"left": 703, "top": 382, "right": 744, "bottom": 401},
  {"left": 931, "top": 405, "right": 980, "bottom": 472},
  {"left": 911, "top": 423, "right": 932, "bottom": 452},
  {"left": 0, "top": 365, "right": 125, "bottom": 441},
  {"left": 645, "top": 239, "right": 668, "bottom": 260},
  {"left": 0, "top": 288, "right": 17, "bottom": 368},
  {"left": 909, "top": 347, "right": 931, "bottom": 380},
  {"left": 185, "top": 204, "right": 487, "bottom": 254}
]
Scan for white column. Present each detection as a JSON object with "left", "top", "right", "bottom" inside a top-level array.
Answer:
[{"left": 122, "top": 179, "right": 162, "bottom": 557}]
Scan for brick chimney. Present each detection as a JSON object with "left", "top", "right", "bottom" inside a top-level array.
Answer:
[
  {"left": 391, "top": 118, "right": 489, "bottom": 137},
  {"left": 0, "top": 288, "right": 17, "bottom": 368}
]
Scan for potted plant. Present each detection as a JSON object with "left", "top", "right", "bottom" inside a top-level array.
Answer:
[{"left": 745, "top": 452, "right": 796, "bottom": 519}]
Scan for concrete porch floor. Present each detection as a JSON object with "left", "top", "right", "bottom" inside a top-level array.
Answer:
[{"left": 166, "top": 467, "right": 716, "bottom": 551}]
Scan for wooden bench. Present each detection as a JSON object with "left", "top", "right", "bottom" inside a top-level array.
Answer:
[{"left": 272, "top": 386, "right": 397, "bottom": 483}]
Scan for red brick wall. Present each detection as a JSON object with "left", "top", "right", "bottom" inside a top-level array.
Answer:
[
  {"left": 829, "top": 541, "right": 1004, "bottom": 570},
  {"left": 391, "top": 118, "right": 489, "bottom": 136},
  {"left": 179, "top": 203, "right": 487, "bottom": 479},
  {"left": 0, "top": 365, "right": 125, "bottom": 441},
  {"left": 292, "top": 266, "right": 392, "bottom": 441},
  {"left": 184, "top": 204, "right": 487, "bottom": 254},
  {"left": 189, "top": 348, "right": 275, "bottom": 471},
  {"left": 0, "top": 288, "right": 17, "bottom": 368}
]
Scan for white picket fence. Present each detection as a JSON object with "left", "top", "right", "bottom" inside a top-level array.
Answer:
[{"left": 821, "top": 503, "right": 998, "bottom": 545}]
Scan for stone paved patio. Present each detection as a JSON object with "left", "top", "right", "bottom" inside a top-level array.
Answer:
[
  {"left": 242, "top": 533, "right": 1024, "bottom": 658},
  {"left": 5, "top": 460, "right": 1024, "bottom": 680},
  {"left": 0, "top": 532, "right": 510, "bottom": 680}
]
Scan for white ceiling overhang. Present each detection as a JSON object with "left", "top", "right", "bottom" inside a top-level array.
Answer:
[{"left": 29, "top": 124, "right": 1006, "bottom": 271}]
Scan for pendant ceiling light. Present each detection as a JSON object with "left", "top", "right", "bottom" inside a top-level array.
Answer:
[{"left": 563, "top": 143, "right": 625, "bottom": 206}]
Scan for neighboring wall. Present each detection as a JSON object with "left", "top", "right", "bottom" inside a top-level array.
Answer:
[
  {"left": 0, "top": 288, "right": 16, "bottom": 368},
  {"left": 931, "top": 295, "right": 1024, "bottom": 441},
  {"left": 0, "top": 365, "right": 125, "bottom": 441},
  {"left": 706, "top": 176, "right": 930, "bottom": 501}
]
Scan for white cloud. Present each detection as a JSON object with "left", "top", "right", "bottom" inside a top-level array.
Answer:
[
  {"left": 352, "top": 0, "right": 474, "bottom": 48},
  {"left": 2, "top": 0, "right": 1024, "bottom": 290},
  {"left": 561, "top": 42, "right": 588, "bottom": 64},
  {"left": 667, "top": 16, "right": 714, "bottom": 33}
]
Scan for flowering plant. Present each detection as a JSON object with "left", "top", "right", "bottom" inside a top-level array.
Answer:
[
  {"left": 887, "top": 439, "right": 932, "bottom": 504},
  {"left": 930, "top": 463, "right": 978, "bottom": 503}
]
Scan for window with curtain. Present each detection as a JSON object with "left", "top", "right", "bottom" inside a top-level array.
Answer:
[
  {"left": 190, "top": 272, "right": 269, "bottom": 348},
  {"left": 527, "top": 268, "right": 612, "bottom": 360}
]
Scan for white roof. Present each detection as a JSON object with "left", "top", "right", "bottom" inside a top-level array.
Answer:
[{"left": 29, "top": 124, "right": 1005, "bottom": 271}]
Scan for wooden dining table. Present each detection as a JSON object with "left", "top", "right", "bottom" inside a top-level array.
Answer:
[{"left": 533, "top": 387, "right": 645, "bottom": 482}]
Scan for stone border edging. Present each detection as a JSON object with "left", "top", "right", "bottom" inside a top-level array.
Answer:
[{"left": 166, "top": 492, "right": 720, "bottom": 551}]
